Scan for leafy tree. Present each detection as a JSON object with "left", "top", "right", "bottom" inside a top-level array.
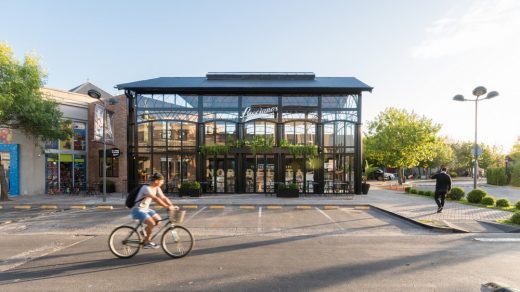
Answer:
[
  {"left": 364, "top": 108, "right": 441, "bottom": 184},
  {"left": 428, "top": 137, "right": 454, "bottom": 169},
  {"left": 450, "top": 142, "right": 473, "bottom": 175},
  {"left": 0, "top": 43, "right": 68, "bottom": 201},
  {"left": 479, "top": 144, "right": 504, "bottom": 169}
]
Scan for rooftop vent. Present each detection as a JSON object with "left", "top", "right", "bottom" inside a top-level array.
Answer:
[{"left": 206, "top": 72, "right": 316, "bottom": 81}]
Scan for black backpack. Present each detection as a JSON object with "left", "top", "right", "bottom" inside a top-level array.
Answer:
[{"left": 125, "top": 184, "right": 146, "bottom": 208}]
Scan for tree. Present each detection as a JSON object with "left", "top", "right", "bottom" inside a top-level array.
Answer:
[
  {"left": 364, "top": 108, "right": 441, "bottom": 184},
  {"left": 0, "top": 43, "right": 69, "bottom": 201},
  {"left": 429, "top": 138, "right": 454, "bottom": 170},
  {"left": 450, "top": 142, "right": 473, "bottom": 175}
]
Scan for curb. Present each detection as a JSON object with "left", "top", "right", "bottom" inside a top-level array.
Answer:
[
  {"left": 478, "top": 220, "right": 520, "bottom": 233},
  {"left": 369, "top": 205, "right": 468, "bottom": 233}
]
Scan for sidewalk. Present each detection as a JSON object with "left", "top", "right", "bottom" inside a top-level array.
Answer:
[{"left": 1, "top": 188, "right": 519, "bottom": 233}]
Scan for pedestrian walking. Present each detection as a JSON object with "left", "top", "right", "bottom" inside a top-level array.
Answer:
[{"left": 430, "top": 167, "right": 452, "bottom": 213}]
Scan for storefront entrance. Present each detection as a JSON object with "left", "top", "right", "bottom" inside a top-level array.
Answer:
[
  {"left": 205, "top": 156, "right": 236, "bottom": 193},
  {"left": 244, "top": 155, "right": 276, "bottom": 193}
]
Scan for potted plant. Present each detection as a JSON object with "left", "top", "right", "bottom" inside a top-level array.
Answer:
[
  {"left": 276, "top": 183, "right": 299, "bottom": 198},
  {"left": 179, "top": 181, "right": 202, "bottom": 197},
  {"left": 362, "top": 161, "right": 378, "bottom": 195}
]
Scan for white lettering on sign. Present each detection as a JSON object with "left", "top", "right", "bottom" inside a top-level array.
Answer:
[{"left": 241, "top": 106, "right": 277, "bottom": 122}]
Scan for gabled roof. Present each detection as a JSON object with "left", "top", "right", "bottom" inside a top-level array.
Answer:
[
  {"left": 70, "top": 82, "right": 113, "bottom": 99},
  {"left": 116, "top": 73, "right": 373, "bottom": 94}
]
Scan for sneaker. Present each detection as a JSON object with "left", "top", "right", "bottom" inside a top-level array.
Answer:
[
  {"left": 143, "top": 242, "right": 160, "bottom": 249},
  {"left": 437, "top": 207, "right": 443, "bottom": 213}
]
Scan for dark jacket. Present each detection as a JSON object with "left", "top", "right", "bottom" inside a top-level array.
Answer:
[{"left": 431, "top": 171, "right": 452, "bottom": 192}]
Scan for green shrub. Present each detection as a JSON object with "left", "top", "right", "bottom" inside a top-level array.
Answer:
[
  {"left": 481, "top": 196, "right": 495, "bottom": 206},
  {"left": 467, "top": 188, "right": 487, "bottom": 203},
  {"left": 510, "top": 162, "right": 520, "bottom": 187},
  {"left": 495, "top": 198, "right": 510, "bottom": 208},
  {"left": 516, "top": 201, "right": 520, "bottom": 210},
  {"left": 449, "top": 171, "right": 457, "bottom": 178},
  {"left": 278, "top": 183, "right": 298, "bottom": 190},
  {"left": 410, "top": 188, "right": 418, "bottom": 194},
  {"left": 180, "top": 181, "right": 201, "bottom": 190},
  {"left": 511, "top": 212, "right": 520, "bottom": 225},
  {"left": 447, "top": 187, "right": 465, "bottom": 200},
  {"left": 404, "top": 187, "right": 411, "bottom": 193},
  {"left": 425, "top": 191, "right": 434, "bottom": 197},
  {"left": 486, "top": 167, "right": 507, "bottom": 186},
  {"left": 417, "top": 190, "right": 425, "bottom": 196}
]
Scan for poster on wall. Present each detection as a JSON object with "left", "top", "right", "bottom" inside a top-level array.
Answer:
[
  {"left": 93, "top": 104, "right": 115, "bottom": 144},
  {"left": 0, "top": 128, "right": 12, "bottom": 144}
]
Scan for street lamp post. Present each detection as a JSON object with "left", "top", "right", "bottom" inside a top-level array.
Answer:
[
  {"left": 88, "top": 89, "right": 119, "bottom": 202},
  {"left": 453, "top": 86, "right": 499, "bottom": 189}
]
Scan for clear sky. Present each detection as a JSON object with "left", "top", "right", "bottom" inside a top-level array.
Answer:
[{"left": 1, "top": 0, "right": 519, "bottom": 152}]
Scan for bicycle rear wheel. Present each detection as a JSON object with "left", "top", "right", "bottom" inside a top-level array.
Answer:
[
  {"left": 108, "top": 226, "right": 142, "bottom": 258},
  {"left": 161, "top": 226, "right": 194, "bottom": 258}
]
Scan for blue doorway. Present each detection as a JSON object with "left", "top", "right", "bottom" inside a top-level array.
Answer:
[{"left": 0, "top": 144, "right": 19, "bottom": 196}]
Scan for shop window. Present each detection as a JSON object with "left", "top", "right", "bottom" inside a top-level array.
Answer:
[
  {"left": 205, "top": 121, "right": 236, "bottom": 145},
  {"left": 73, "top": 122, "right": 86, "bottom": 151},
  {"left": 99, "top": 153, "right": 119, "bottom": 177},
  {"left": 203, "top": 95, "right": 239, "bottom": 108},
  {"left": 284, "top": 122, "right": 315, "bottom": 145}
]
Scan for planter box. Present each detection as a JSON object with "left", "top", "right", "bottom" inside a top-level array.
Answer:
[
  {"left": 179, "top": 189, "right": 201, "bottom": 197},
  {"left": 276, "top": 189, "right": 299, "bottom": 198}
]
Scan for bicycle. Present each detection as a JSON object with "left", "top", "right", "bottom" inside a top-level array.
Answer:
[{"left": 108, "top": 210, "right": 194, "bottom": 259}]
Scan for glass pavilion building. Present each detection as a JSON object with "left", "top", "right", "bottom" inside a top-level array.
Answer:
[{"left": 117, "top": 73, "right": 372, "bottom": 195}]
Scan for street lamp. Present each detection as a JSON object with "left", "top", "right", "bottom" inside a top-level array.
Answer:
[
  {"left": 453, "top": 86, "right": 499, "bottom": 189},
  {"left": 88, "top": 89, "right": 119, "bottom": 202}
]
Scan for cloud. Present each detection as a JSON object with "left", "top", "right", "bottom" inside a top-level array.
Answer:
[{"left": 412, "top": 0, "right": 520, "bottom": 58}]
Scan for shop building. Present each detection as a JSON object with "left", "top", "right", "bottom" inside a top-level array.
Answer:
[{"left": 117, "top": 72, "right": 372, "bottom": 194}]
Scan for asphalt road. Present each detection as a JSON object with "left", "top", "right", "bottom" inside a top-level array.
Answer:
[{"left": 1, "top": 207, "right": 519, "bottom": 291}]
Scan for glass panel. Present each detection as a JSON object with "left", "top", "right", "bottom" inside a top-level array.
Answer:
[
  {"left": 205, "top": 122, "right": 215, "bottom": 145},
  {"left": 73, "top": 122, "right": 86, "bottom": 151},
  {"left": 168, "top": 121, "right": 182, "bottom": 147},
  {"left": 226, "top": 123, "right": 236, "bottom": 145},
  {"left": 284, "top": 123, "right": 295, "bottom": 144},
  {"left": 203, "top": 95, "right": 239, "bottom": 108},
  {"left": 295, "top": 122, "right": 305, "bottom": 144},
  {"left": 59, "top": 154, "right": 73, "bottom": 192},
  {"left": 226, "top": 159, "right": 235, "bottom": 192},
  {"left": 322, "top": 111, "right": 358, "bottom": 122},
  {"left": 137, "top": 94, "right": 198, "bottom": 109},
  {"left": 282, "top": 95, "right": 318, "bottom": 106},
  {"left": 245, "top": 156, "right": 255, "bottom": 193},
  {"left": 324, "top": 123, "right": 334, "bottom": 147},
  {"left": 306, "top": 156, "right": 319, "bottom": 194},
  {"left": 306, "top": 123, "right": 316, "bottom": 146},
  {"left": 205, "top": 159, "right": 215, "bottom": 192},
  {"left": 137, "top": 109, "right": 198, "bottom": 123},
  {"left": 203, "top": 111, "right": 240, "bottom": 122},
  {"left": 245, "top": 123, "right": 255, "bottom": 142},
  {"left": 336, "top": 122, "right": 345, "bottom": 147},
  {"left": 266, "top": 123, "right": 275, "bottom": 143},
  {"left": 346, "top": 123, "right": 354, "bottom": 147},
  {"left": 153, "top": 121, "right": 167, "bottom": 147},
  {"left": 285, "top": 156, "right": 304, "bottom": 191},
  {"left": 45, "top": 140, "right": 59, "bottom": 150},
  {"left": 157, "top": 154, "right": 170, "bottom": 192},
  {"left": 137, "top": 154, "right": 152, "bottom": 184},
  {"left": 46, "top": 154, "right": 59, "bottom": 194},
  {"left": 73, "top": 155, "right": 86, "bottom": 190},
  {"left": 182, "top": 154, "right": 196, "bottom": 183},
  {"left": 167, "top": 154, "right": 180, "bottom": 192},
  {"left": 256, "top": 156, "right": 264, "bottom": 192},
  {"left": 216, "top": 158, "right": 225, "bottom": 192},
  {"left": 60, "top": 122, "right": 73, "bottom": 150},
  {"left": 242, "top": 96, "right": 278, "bottom": 108},
  {"left": 183, "top": 123, "right": 196, "bottom": 147},
  {"left": 323, "top": 156, "right": 334, "bottom": 194},
  {"left": 255, "top": 122, "right": 265, "bottom": 136},
  {"left": 137, "top": 123, "right": 151, "bottom": 147},
  {"left": 265, "top": 156, "right": 275, "bottom": 193},
  {"left": 215, "top": 122, "right": 226, "bottom": 145}
]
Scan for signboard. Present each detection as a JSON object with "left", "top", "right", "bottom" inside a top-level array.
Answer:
[
  {"left": 471, "top": 145, "right": 483, "bottom": 157},
  {"left": 241, "top": 106, "right": 277, "bottom": 122},
  {"left": 93, "top": 104, "right": 115, "bottom": 144},
  {"left": 111, "top": 148, "right": 120, "bottom": 157}
]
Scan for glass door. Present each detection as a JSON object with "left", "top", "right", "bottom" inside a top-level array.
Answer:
[{"left": 205, "top": 156, "right": 235, "bottom": 193}]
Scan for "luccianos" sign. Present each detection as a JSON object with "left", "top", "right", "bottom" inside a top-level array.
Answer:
[{"left": 241, "top": 106, "right": 277, "bottom": 122}]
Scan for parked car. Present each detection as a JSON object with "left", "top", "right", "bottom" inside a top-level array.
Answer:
[{"left": 368, "top": 169, "right": 395, "bottom": 181}]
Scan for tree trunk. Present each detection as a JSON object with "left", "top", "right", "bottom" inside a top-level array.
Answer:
[{"left": 0, "top": 163, "right": 10, "bottom": 201}]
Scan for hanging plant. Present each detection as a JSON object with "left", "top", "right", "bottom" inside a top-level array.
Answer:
[
  {"left": 280, "top": 139, "right": 318, "bottom": 157},
  {"left": 200, "top": 144, "right": 229, "bottom": 155},
  {"left": 246, "top": 136, "right": 274, "bottom": 156}
]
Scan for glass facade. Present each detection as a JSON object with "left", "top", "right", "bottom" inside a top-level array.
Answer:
[{"left": 127, "top": 89, "right": 364, "bottom": 194}]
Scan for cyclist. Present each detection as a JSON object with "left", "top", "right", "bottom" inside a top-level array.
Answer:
[{"left": 132, "top": 173, "right": 178, "bottom": 249}]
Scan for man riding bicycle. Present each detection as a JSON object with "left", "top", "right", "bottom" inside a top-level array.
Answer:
[{"left": 132, "top": 173, "right": 178, "bottom": 249}]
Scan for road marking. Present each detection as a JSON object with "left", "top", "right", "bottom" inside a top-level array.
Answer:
[
  {"left": 296, "top": 205, "right": 312, "bottom": 209},
  {"left": 14, "top": 205, "right": 31, "bottom": 209},
  {"left": 96, "top": 205, "right": 114, "bottom": 210},
  {"left": 354, "top": 206, "right": 370, "bottom": 210},
  {"left": 324, "top": 205, "right": 339, "bottom": 210},
  {"left": 267, "top": 205, "right": 282, "bottom": 209},
  {"left": 315, "top": 207, "right": 344, "bottom": 231},
  {"left": 209, "top": 205, "right": 225, "bottom": 209},
  {"left": 182, "top": 205, "right": 198, "bottom": 209},
  {"left": 40, "top": 205, "right": 58, "bottom": 209},
  {"left": 257, "top": 206, "right": 262, "bottom": 232},
  {"left": 474, "top": 238, "right": 520, "bottom": 242},
  {"left": 240, "top": 205, "right": 255, "bottom": 209},
  {"left": 184, "top": 206, "right": 206, "bottom": 223},
  {"left": 70, "top": 205, "right": 86, "bottom": 210}
]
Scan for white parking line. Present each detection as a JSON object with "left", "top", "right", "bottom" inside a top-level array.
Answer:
[
  {"left": 184, "top": 207, "right": 207, "bottom": 223},
  {"left": 315, "top": 207, "right": 344, "bottom": 231},
  {"left": 474, "top": 238, "right": 520, "bottom": 242},
  {"left": 257, "top": 206, "right": 262, "bottom": 232}
]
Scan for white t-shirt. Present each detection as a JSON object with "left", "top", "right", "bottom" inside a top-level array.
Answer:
[{"left": 134, "top": 185, "right": 164, "bottom": 210}]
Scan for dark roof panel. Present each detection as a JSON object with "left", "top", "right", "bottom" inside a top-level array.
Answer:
[{"left": 116, "top": 75, "right": 373, "bottom": 94}]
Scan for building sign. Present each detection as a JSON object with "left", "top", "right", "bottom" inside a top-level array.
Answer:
[
  {"left": 93, "top": 104, "right": 115, "bottom": 144},
  {"left": 241, "top": 106, "right": 277, "bottom": 122}
]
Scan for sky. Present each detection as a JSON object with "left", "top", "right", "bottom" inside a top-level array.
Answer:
[{"left": 1, "top": 0, "right": 519, "bottom": 152}]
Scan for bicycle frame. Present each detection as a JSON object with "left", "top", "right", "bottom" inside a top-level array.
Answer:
[{"left": 135, "top": 217, "right": 177, "bottom": 244}]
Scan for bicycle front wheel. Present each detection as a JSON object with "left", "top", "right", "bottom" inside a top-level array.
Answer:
[
  {"left": 161, "top": 226, "right": 194, "bottom": 258},
  {"left": 108, "top": 225, "right": 142, "bottom": 259}
]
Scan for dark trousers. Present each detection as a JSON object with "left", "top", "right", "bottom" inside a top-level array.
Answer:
[{"left": 434, "top": 190, "right": 447, "bottom": 208}]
